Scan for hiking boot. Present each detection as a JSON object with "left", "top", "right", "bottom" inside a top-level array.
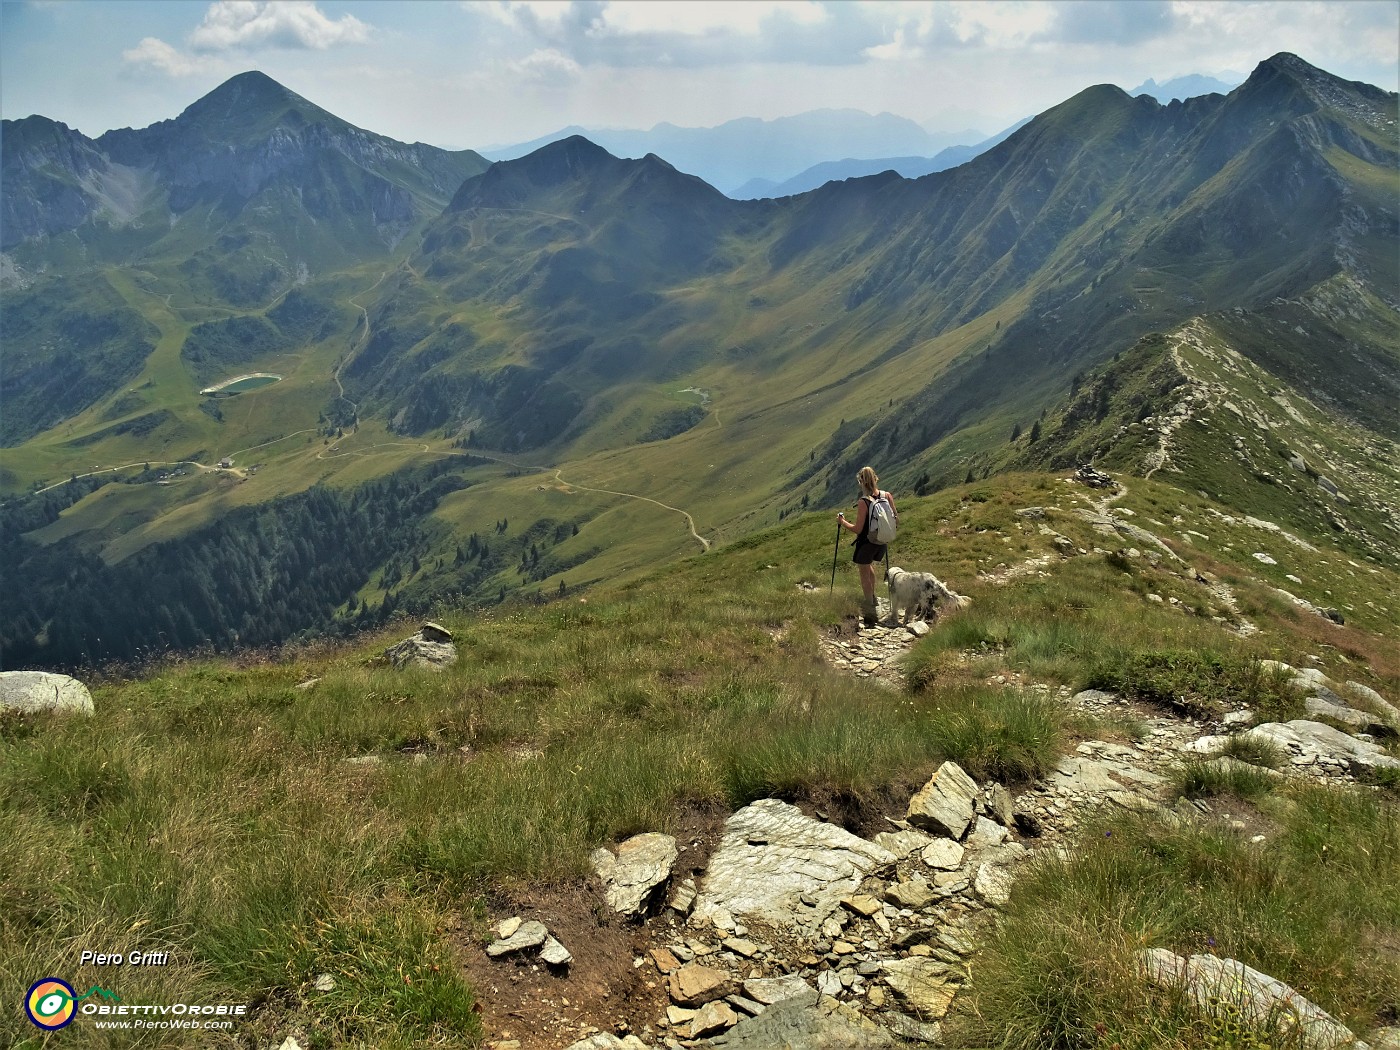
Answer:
[{"left": 861, "top": 597, "right": 879, "bottom": 628}]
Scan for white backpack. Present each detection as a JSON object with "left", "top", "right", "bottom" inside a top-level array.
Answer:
[{"left": 866, "top": 493, "right": 897, "bottom": 544}]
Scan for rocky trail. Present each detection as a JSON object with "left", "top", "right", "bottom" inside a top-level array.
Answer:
[{"left": 417, "top": 548, "right": 1397, "bottom": 1050}]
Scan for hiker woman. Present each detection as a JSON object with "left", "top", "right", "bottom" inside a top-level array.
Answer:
[{"left": 837, "top": 466, "right": 896, "bottom": 627}]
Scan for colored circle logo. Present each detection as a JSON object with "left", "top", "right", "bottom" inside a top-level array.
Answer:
[{"left": 26, "top": 978, "right": 77, "bottom": 1030}]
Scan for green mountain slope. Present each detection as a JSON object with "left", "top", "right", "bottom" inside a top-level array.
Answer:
[{"left": 2, "top": 54, "right": 1395, "bottom": 668}]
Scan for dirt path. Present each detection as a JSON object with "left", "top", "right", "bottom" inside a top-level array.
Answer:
[{"left": 549, "top": 469, "right": 711, "bottom": 552}]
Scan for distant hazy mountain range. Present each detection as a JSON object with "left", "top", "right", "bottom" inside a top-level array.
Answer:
[
  {"left": 482, "top": 109, "right": 984, "bottom": 197},
  {"left": 731, "top": 119, "right": 1034, "bottom": 199},
  {"left": 1129, "top": 73, "right": 1244, "bottom": 102}
]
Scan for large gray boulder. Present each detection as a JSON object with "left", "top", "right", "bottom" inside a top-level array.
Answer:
[
  {"left": 690, "top": 799, "right": 894, "bottom": 935},
  {"left": 0, "top": 670, "right": 94, "bottom": 715},
  {"left": 1193, "top": 721, "right": 1400, "bottom": 771}
]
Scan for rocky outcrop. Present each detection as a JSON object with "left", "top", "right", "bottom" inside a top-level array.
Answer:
[
  {"left": 690, "top": 799, "right": 895, "bottom": 935},
  {"left": 1189, "top": 720, "right": 1400, "bottom": 772},
  {"left": 0, "top": 670, "right": 95, "bottom": 716}
]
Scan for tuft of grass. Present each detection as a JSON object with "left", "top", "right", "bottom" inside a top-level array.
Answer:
[
  {"left": 1087, "top": 650, "right": 1301, "bottom": 720},
  {"left": 1217, "top": 734, "right": 1286, "bottom": 769},
  {"left": 914, "top": 686, "right": 1066, "bottom": 784},
  {"left": 950, "top": 785, "right": 1400, "bottom": 1048},
  {"left": 1173, "top": 757, "right": 1280, "bottom": 801}
]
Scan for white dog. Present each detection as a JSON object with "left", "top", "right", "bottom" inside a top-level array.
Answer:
[{"left": 885, "top": 565, "right": 972, "bottom": 625}]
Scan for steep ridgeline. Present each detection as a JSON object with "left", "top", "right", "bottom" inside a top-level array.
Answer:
[
  {"left": 799, "top": 53, "right": 1398, "bottom": 494},
  {"left": 1, "top": 72, "right": 488, "bottom": 444},
  {"left": 364, "top": 54, "right": 1396, "bottom": 473},
  {"left": 1010, "top": 314, "right": 1400, "bottom": 567},
  {"left": 4, "top": 71, "right": 487, "bottom": 262}
]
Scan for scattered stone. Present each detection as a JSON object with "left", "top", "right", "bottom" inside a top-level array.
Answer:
[
  {"left": 906, "top": 762, "right": 979, "bottom": 839},
  {"left": 841, "top": 894, "right": 882, "bottom": 918},
  {"left": 383, "top": 624, "right": 457, "bottom": 671},
  {"left": 683, "top": 1000, "right": 740, "bottom": 1038},
  {"left": 562, "top": 1035, "right": 648, "bottom": 1050},
  {"left": 651, "top": 947, "right": 682, "bottom": 973},
  {"left": 726, "top": 994, "right": 766, "bottom": 1017},
  {"left": 881, "top": 958, "right": 960, "bottom": 1018},
  {"left": 884, "top": 875, "right": 934, "bottom": 909},
  {"left": 722, "top": 938, "right": 759, "bottom": 958},
  {"left": 743, "top": 974, "right": 813, "bottom": 1006},
  {"left": 921, "top": 838, "right": 964, "bottom": 870},
  {"left": 982, "top": 782, "right": 1015, "bottom": 826},
  {"left": 486, "top": 920, "right": 548, "bottom": 957},
  {"left": 277, "top": 1038, "right": 303, "bottom": 1050},
  {"left": 497, "top": 917, "right": 523, "bottom": 939},
  {"left": 965, "top": 816, "right": 1010, "bottom": 850},
  {"left": 294, "top": 677, "right": 321, "bottom": 691},
  {"left": 669, "top": 962, "right": 735, "bottom": 1007},
  {"left": 669, "top": 877, "right": 697, "bottom": 914},
  {"left": 816, "top": 971, "right": 843, "bottom": 997},
  {"left": 691, "top": 800, "right": 894, "bottom": 934},
  {"left": 0, "top": 670, "right": 94, "bottom": 715},
  {"left": 701, "top": 988, "right": 895, "bottom": 1048},
  {"left": 540, "top": 936, "right": 573, "bottom": 966},
  {"left": 591, "top": 832, "right": 678, "bottom": 915},
  {"left": 312, "top": 973, "right": 335, "bottom": 992},
  {"left": 1138, "top": 949, "right": 1361, "bottom": 1050}
]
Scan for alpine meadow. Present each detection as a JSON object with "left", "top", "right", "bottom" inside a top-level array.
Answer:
[{"left": 3, "top": 43, "right": 1399, "bottom": 1050}]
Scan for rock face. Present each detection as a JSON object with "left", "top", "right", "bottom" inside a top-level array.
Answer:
[
  {"left": 1191, "top": 720, "right": 1400, "bottom": 771},
  {"left": 690, "top": 799, "right": 895, "bottom": 934},
  {"left": 383, "top": 623, "right": 458, "bottom": 671},
  {"left": 702, "top": 988, "right": 896, "bottom": 1048},
  {"left": 0, "top": 670, "right": 94, "bottom": 715},
  {"left": 590, "top": 832, "right": 678, "bottom": 916},
  {"left": 905, "top": 762, "right": 979, "bottom": 839},
  {"left": 1137, "top": 949, "right": 1363, "bottom": 1050}
]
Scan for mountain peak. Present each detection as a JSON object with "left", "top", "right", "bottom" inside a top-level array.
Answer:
[{"left": 171, "top": 70, "right": 332, "bottom": 138}]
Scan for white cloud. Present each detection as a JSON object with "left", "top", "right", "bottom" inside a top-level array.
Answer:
[
  {"left": 594, "top": 1, "right": 827, "bottom": 36},
  {"left": 189, "top": 1, "right": 370, "bottom": 52},
  {"left": 121, "top": 36, "right": 210, "bottom": 76},
  {"left": 509, "top": 46, "right": 582, "bottom": 86}
]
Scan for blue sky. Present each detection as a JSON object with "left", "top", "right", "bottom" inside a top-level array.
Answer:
[{"left": 2, "top": 1, "right": 1396, "bottom": 149}]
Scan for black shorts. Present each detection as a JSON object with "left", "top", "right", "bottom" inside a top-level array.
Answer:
[{"left": 853, "top": 539, "right": 886, "bottom": 565}]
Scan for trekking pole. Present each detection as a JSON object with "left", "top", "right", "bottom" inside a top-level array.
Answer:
[{"left": 829, "top": 520, "right": 842, "bottom": 594}]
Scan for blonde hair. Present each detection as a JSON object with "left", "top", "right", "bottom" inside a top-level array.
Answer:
[{"left": 857, "top": 466, "right": 879, "bottom": 497}]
